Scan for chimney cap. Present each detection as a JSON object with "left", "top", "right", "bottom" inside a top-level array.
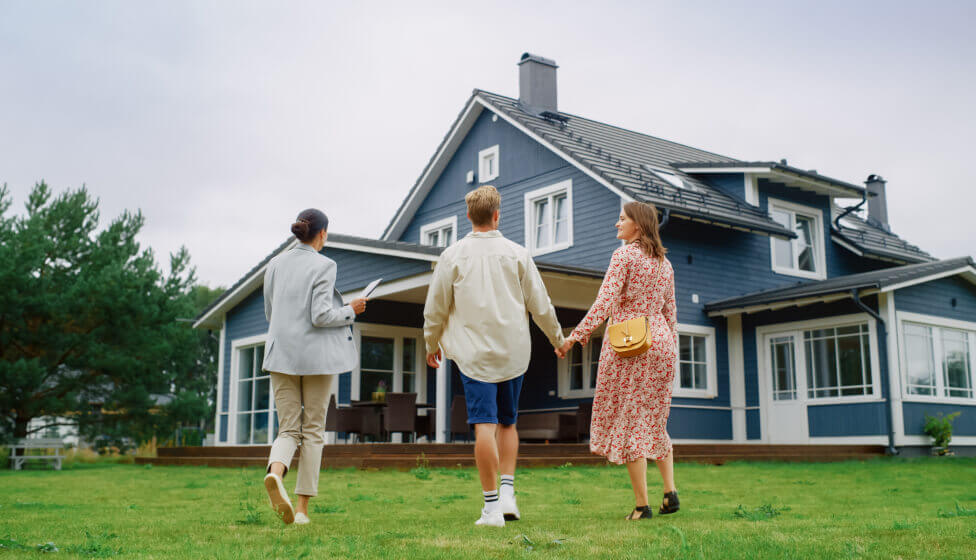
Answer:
[
  {"left": 866, "top": 174, "right": 886, "bottom": 183},
  {"left": 519, "top": 52, "right": 558, "bottom": 68}
]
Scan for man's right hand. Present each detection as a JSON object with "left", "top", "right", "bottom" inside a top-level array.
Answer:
[{"left": 351, "top": 298, "right": 367, "bottom": 314}]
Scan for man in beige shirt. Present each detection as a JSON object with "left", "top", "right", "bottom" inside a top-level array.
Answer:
[{"left": 424, "top": 185, "right": 565, "bottom": 527}]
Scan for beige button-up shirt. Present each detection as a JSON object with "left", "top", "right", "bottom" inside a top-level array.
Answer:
[{"left": 423, "top": 230, "right": 565, "bottom": 383}]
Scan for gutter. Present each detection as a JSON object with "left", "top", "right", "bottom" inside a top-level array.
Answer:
[{"left": 850, "top": 289, "right": 899, "bottom": 456}]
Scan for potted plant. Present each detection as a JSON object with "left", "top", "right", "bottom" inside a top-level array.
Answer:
[
  {"left": 923, "top": 412, "right": 960, "bottom": 456},
  {"left": 372, "top": 380, "right": 388, "bottom": 403}
]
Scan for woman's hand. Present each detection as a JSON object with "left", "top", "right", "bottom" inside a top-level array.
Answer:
[
  {"left": 555, "top": 339, "right": 575, "bottom": 359},
  {"left": 351, "top": 298, "right": 367, "bottom": 314}
]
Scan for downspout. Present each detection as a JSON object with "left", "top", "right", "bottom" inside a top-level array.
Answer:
[
  {"left": 832, "top": 190, "right": 867, "bottom": 233},
  {"left": 658, "top": 208, "right": 670, "bottom": 230},
  {"left": 850, "top": 289, "right": 899, "bottom": 455}
]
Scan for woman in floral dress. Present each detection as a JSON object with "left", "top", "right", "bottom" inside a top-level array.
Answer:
[{"left": 557, "top": 201, "right": 679, "bottom": 521}]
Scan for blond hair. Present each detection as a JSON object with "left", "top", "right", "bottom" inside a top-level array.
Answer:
[
  {"left": 465, "top": 185, "right": 501, "bottom": 226},
  {"left": 623, "top": 201, "right": 668, "bottom": 259}
]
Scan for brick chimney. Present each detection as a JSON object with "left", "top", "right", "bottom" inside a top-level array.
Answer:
[{"left": 518, "top": 53, "right": 558, "bottom": 115}]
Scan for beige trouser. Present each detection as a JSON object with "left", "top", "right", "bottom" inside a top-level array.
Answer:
[{"left": 266, "top": 372, "right": 334, "bottom": 497}]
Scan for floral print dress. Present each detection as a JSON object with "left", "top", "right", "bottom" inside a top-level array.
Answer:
[{"left": 569, "top": 242, "right": 677, "bottom": 464}]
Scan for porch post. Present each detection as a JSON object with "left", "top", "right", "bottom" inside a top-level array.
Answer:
[
  {"left": 435, "top": 359, "right": 448, "bottom": 443},
  {"left": 727, "top": 314, "right": 748, "bottom": 442}
]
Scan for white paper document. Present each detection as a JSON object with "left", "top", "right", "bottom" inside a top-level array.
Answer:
[{"left": 362, "top": 278, "right": 382, "bottom": 298}]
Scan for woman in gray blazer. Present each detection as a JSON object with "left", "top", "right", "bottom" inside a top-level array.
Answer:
[{"left": 262, "top": 208, "right": 366, "bottom": 526}]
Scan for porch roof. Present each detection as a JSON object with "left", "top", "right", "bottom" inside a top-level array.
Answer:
[{"left": 705, "top": 257, "right": 976, "bottom": 317}]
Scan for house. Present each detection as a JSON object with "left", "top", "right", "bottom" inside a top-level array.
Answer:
[{"left": 194, "top": 53, "right": 976, "bottom": 455}]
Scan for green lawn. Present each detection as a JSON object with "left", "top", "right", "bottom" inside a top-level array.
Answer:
[{"left": 1, "top": 458, "right": 975, "bottom": 559}]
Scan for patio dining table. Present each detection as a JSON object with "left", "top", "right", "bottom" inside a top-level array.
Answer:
[{"left": 347, "top": 399, "right": 435, "bottom": 442}]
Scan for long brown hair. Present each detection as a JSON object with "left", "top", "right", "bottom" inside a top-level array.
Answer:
[{"left": 623, "top": 201, "right": 667, "bottom": 259}]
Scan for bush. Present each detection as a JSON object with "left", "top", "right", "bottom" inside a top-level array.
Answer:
[{"left": 923, "top": 412, "right": 961, "bottom": 453}]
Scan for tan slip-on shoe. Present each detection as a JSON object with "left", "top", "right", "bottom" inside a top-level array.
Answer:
[{"left": 263, "top": 473, "right": 295, "bottom": 524}]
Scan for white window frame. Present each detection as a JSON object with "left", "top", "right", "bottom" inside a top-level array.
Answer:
[
  {"left": 557, "top": 329, "right": 602, "bottom": 398},
  {"left": 524, "top": 180, "right": 574, "bottom": 257},
  {"left": 352, "top": 323, "right": 427, "bottom": 403},
  {"left": 229, "top": 333, "right": 276, "bottom": 446},
  {"left": 419, "top": 215, "right": 457, "bottom": 248},
  {"left": 673, "top": 323, "right": 718, "bottom": 399},
  {"left": 897, "top": 311, "right": 976, "bottom": 405},
  {"left": 478, "top": 144, "right": 500, "bottom": 182},
  {"left": 755, "top": 313, "right": 883, "bottom": 407},
  {"left": 768, "top": 197, "right": 827, "bottom": 280}
]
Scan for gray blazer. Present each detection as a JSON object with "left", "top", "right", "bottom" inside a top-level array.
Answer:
[{"left": 261, "top": 243, "right": 358, "bottom": 375}]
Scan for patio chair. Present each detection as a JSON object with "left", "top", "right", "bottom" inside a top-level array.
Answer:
[
  {"left": 414, "top": 413, "right": 435, "bottom": 442},
  {"left": 359, "top": 408, "right": 383, "bottom": 442},
  {"left": 576, "top": 401, "right": 592, "bottom": 443},
  {"left": 450, "top": 394, "right": 471, "bottom": 442},
  {"left": 335, "top": 406, "right": 366, "bottom": 443},
  {"left": 383, "top": 392, "right": 418, "bottom": 442}
]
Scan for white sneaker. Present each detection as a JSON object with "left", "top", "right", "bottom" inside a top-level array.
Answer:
[
  {"left": 499, "top": 495, "right": 521, "bottom": 521},
  {"left": 294, "top": 512, "right": 310, "bottom": 525},
  {"left": 474, "top": 508, "right": 505, "bottom": 527},
  {"left": 263, "top": 473, "right": 295, "bottom": 524}
]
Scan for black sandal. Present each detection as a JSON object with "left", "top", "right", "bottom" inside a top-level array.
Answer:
[
  {"left": 659, "top": 491, "right": 680, "bottom": 515},
  {"left": 625, "top": 505, "right": 652, "bottom": 520}
]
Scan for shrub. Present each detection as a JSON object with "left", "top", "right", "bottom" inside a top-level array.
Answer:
[{"left": 923, "top": 412, "right": 961, "bottom": 454}]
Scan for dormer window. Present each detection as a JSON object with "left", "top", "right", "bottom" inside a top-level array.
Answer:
[
  {"left": 478, "top": 145, "right": 500, "bottom": 182},
  {"left": 768, "top": 198, "right": 826, "bottom": 280},
  {"left": 420, "top": 216, "right": 457, "bottom": 248}
]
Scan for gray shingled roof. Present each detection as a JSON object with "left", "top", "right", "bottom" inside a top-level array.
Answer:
[
  {"left": 474, "top": 90, "right": 796, "bottom": 238},
  {"left": 832, "top": 209, "right": 932, "bottom": 264},
  {"left": 705, "top": 257, "right": 975, "bottom": 313}
]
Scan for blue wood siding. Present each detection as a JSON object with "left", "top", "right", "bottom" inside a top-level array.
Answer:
[
  {"left": 808, "top": 402, "right": 887, "bottom": 437},
  {"left": 668, "top": 408, "right": 733, "bottom": 440},
  {"left": 895, "top": 275, "right": 976, "bottom": 323},
  {"left": 398, "top": 110, "right": 622, "bottom": 271},
  {"left": 903, "top": 402, "right": 976, "bottom": 436},
  {"left": 699, "top": 173, "right": 747, "bottom": 201},
  {"left": 746, "top": 409, "right": 761, "bottom": 440},
  {"left": 327, "top": 248, "right": 431, "bottom": 294}
]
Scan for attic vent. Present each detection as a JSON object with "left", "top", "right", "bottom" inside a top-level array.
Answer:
[{"left": 643, "top": 165, "right": 698, "bottom": 192}]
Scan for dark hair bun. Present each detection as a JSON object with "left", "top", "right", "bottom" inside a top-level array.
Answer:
[{"left": 291, "top": 220, "right": 311, "bottom": 241}]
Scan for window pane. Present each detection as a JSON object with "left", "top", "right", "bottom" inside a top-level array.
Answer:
[
  {"left": 238, "top": 380, "right": 253, "bottom": 412},
  {"left": 693, "top": 363, "right": 707, "bottom": 390},
  {"left": 441, "top": 227, "right": 453, "bottom": 246},
  {"left": 795, "top": 215, "right": 816, "bottom": 272},
  {"left": 904, "top": 324, "right": 936, "bottom": 395},
  {"left": 806, "top": 337, "right": 838, "bottom": 398},
  {"left": 837, "top": 332, "right": 865, "bottom": 389},
  {"left": 589, "top": 338, "right": 601, "bottom": 389},
  {"left": 943, "top": 329, "right": 972, "bottom": 397},
  {"left": 239, "top": 348, "right": 254, "bottom": 380},
  {"left": 570, "top": 364, "right": 584, "bottom": 390},
  {"left": 679, "top": 335, "right": 692, "bottom": 362},
  {"left": 403, "top": 372, "right": 416, "bottom": 393},
  {"left": 693, "top": 335, "right": 706, "bottom": 363},
  {"left": 554, "top": 194, "right": 569, "bottom": 244},
  {"left": 535, "top": 199, "right": 550, "bottom": 248},
  {"left": 403, "top": 338, "right": 416, "bottom": 374},
  {"left": 252, "top": 412, "right": 269, "bottom": 444},
  {"left": 361, "top": 337, "right": 394, "bottom": 371},
  {"left": 236, "top": 413, "right": 251, "bottom": 444},
  {"left": 218, "top": 414, "right": 227, "bottom": 442},
  {"left": 774, "top": 238, "right": 793, "bottom": 269},
  {"left": 680, "top": 363, "right": 693, "bottom": 389},
  {"left": 255, "top": 378, "right": 270, "bottom": 410},
  {"left": 427, "top": 231, "right": 439, "bottom": 246},
  {"left": 254, "top": 345, "right": 264, "bottom": 375},
  {"left": 771, "top": 337, "right": 796, "bottom": 400}
]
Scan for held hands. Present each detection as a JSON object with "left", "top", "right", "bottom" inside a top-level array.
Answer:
[
  {"left": 554, "top": 339, "right": 575, "bottom": 359},
  {"left": 426, "top": 349, "right": 443, "bottom": 369},
  {"left": 350, "top": 298, "right": 367, "bottom": 315}
]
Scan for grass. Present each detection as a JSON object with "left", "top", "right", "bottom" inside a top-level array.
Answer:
[{"left": 1, "top": 458, "right": 975, "bottom": 558}]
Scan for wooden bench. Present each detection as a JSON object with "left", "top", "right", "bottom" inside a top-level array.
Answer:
[{"left": 8, "top": 438, "right": 64, "bottom": 471}]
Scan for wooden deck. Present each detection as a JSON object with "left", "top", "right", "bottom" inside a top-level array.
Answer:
[{"left": 135, "top": 443, "right": 887, "bottom": 469}]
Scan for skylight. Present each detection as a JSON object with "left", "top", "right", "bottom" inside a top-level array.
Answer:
[{"left": 643, "top": 165, "right": 696, "bottom": 191}]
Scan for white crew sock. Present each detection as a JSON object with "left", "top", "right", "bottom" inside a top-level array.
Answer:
[
  {"left": 483, "top": 490, "right": 499, "bottom": 513},
  {"left": 500, "top": 475, "right": 515, "bottom": 499}
]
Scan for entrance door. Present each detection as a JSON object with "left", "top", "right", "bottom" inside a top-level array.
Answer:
[{"left": 763, "top": 334, "right": 809, "bottom": 443}]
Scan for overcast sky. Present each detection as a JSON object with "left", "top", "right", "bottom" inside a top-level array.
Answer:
[{"left": 2, "top": 1, "right": 974, "bottom": 288}]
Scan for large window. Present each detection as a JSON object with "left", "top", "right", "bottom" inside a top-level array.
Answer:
[
  {"left": 804, "top": 324, "right": 873, "bottom": 398},
  {"left": 524, "top": 181, "right": 573, "bottom": 257},
  {"left": 760, "top": 316, "right": 880, "bottom": 406},
  {"left": 478, "top": 145, "right": 499, "bottom": 182},
  {"left": 354, "top": 325, "right": 425, "bottom": 401},
  {"left": 235, "top": 343, "right": 274, "bottom": 445},
  {"left": 768, "top": 198, "right": 825, "bottom": 280},
  {"left": 420, "top": 216, "right": 457, "bottom": 248},
  {"left": 903, "top": 317, "right": 975, "bottom": 400},
  {"left": 559, "top": 335, "right": 602, "bottom": 398}
]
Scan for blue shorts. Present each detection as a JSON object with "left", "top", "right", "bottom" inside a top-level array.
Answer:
[{"left": 459, "top": 372, "right": 524, "bottom": 426}]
